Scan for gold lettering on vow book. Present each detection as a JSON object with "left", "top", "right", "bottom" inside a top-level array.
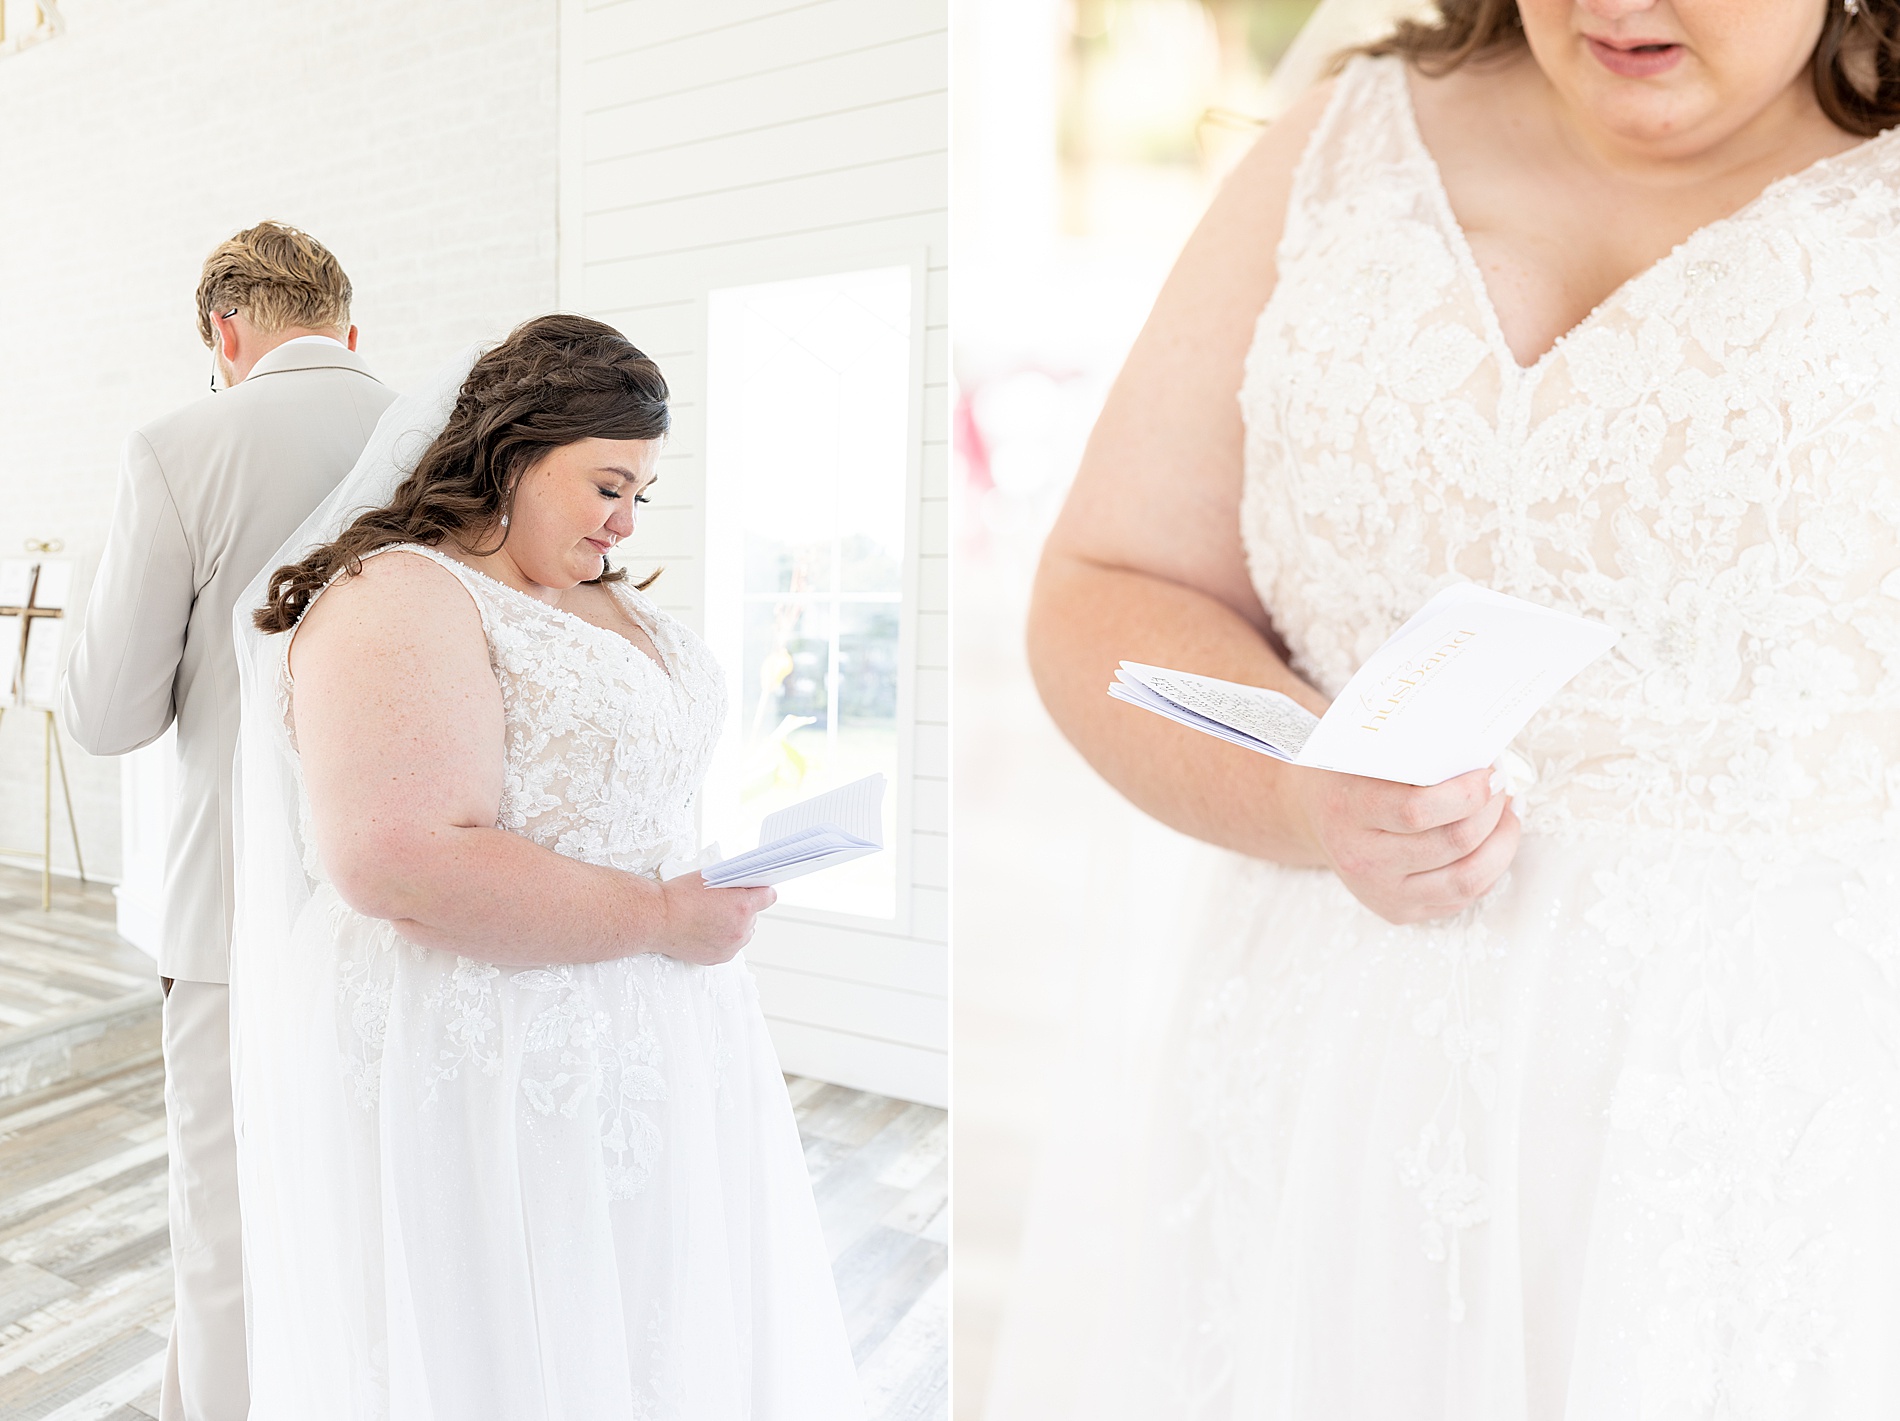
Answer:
[{"left": 1357, "top": 628, "right": 1478, "bottom": 732}]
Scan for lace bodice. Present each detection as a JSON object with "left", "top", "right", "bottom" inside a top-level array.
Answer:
[
  {"left": 1241, "top": 56, "right": 1900, "bottom": 847},
  {"left": 286, "top": 544, "right": 725, "bottom": 879},
  {"left": 245, "top": 539, "right": 860, "bottom": 1419}
]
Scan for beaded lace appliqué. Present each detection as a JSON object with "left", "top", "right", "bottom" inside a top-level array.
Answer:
[
  {"left": 1242, "top": 59, "right": 1900, "bottom": 852},
  {"left": 1223, "top": 51, "right": 1900, "bottom": 1404},
  {"left": 291, "top": 544, "right": 727, "bottom": 1199}
]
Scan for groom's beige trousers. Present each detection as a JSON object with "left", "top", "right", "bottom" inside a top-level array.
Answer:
[{"left": 158, "top": 979, "right": 246, "bottom": 1421}]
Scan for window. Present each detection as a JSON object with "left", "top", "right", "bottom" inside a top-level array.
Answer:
[{"left": 704, "top": 265, "right": 918, "bottom": 921}]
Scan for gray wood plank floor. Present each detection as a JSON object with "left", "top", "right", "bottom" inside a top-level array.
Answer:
[
  {"left": 0, "top": 865, "right": 945, "bottom": 1420},
  {"left": 0, "top": 868, "right": 153, "bottom": 1034}
]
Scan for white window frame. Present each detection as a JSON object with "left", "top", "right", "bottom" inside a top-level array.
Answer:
[{"left": 702, "top": 246, "right": 930, "bottom": 936}]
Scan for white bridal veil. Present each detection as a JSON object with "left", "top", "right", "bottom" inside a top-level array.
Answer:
[
  {"left": 226, "top": 349, "right": 477, "bottom": 1384},
  {"left": 1260, "top": 0, "right": 1435, "bottom": 116}
]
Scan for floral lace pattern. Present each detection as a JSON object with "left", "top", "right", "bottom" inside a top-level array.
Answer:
[
  {"left": 264, "top": 543, "right": 861, "bottom": 1414},
  {"left": 1393, "top": 905, "right": 1502, "bottom": 1324},
  {"left": 1190, "top": 53, "right": 1900, "bottom": 1415},
  {"left": 513, "top": 964, "right": 670, "bottom": 1200},
  {"left": 1241, "top": 57, "right": 1900, "bottom": 850},
  {"left": 293, "top": 544, "right": 726, "bottom": 1197}
]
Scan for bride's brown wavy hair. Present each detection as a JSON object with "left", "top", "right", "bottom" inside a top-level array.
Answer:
[
  {"left": 1355, "top": 0, "right": 1900, "bottom": 138},
  {"left": 255, "top": 313, "right": 669, "bottom": 634}
]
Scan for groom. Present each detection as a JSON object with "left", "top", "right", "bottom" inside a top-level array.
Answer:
[{"left": 61, "top": 222, "right": 397, "bottom": 1421}]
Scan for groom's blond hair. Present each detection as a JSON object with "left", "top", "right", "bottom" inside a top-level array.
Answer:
[{"left": 195, "top": 221, "right": 353, "bottom": 349}]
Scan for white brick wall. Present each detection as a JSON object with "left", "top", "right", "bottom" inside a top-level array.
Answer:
[
  {"left": 561, "top": 0, "right": 950, "bottom": 1106},
  {"left": 0, "top": 0, "right": 561, "bottom": 880}
]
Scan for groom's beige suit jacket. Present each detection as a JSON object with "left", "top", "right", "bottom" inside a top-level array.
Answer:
[{"left": 62, "top": 341, "right": 397, "bottom": 983}]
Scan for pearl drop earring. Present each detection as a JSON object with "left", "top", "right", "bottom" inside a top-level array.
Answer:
[
  {"left": 1847, "top": 0, "right": 1861, "bottom": 15},
  {"left": 500, "top": 513, "right": 510, "bottom": 528}
]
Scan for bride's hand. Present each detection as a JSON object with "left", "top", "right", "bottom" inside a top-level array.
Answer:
[
  {"left": 657, "top": 873, "right": 776, "bottom": 964},
  {"left": 1291, "top": 766, "right": 1519, "bottom": 925}
]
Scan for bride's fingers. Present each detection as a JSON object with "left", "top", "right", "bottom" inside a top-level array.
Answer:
[
  {"left": 1356, "top": 767, "right": 1496, "bottom": 835},
  {"left": 1401, "top": 800, "right": 1520, "bottom": 912},
  {"left": 1379, "top": 790, "right": 1510, "bottom": 874}
]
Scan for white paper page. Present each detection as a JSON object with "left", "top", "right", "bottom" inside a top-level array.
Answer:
[
  {"left": 1114, "top": 664, "right": 1319, "bottom": 758},
  {"left": 756, "top": 773, "right": 885, "bottom": 847},
  {"left": 717, "top": 825, "right": 847, "bottom": 868},
  {"left": 1108, "top": 682, "right": 1291, "bottom": 758},
  {"left": 20, "top": 618, "right": 63, "bottom": 709},
  {"left": 0, "top": 561, "right": 32, "bottom": 609},
  {"left": 0, "top": 613, "right": 21, "bottom": 706},
  {"left": 702, "top": 774, "right": 888, "bottom": 888},
  {"left": 1108, "top": 681, "right": 1297, "bottom": 760},
  {"left": 30, "top": 560, "right": 73, "bottom": 611},
  {"left": 1294, "top": 585, "right": 1617, "bottom": 784},
  {"left": 707, "top": 841, "right": 881, "bottom": 889}
]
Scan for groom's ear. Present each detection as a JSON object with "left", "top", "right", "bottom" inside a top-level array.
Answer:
[{"left": 346, "top": 324, "right": 359, "bottom": 352}]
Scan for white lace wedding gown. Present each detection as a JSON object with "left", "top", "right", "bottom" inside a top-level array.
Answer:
[
  {"left": 1008, "top": 55, "right": 1900, "bottom": 1421},
  {"left": 236, "top": 544, "right": 861, "bottom": 1420}
]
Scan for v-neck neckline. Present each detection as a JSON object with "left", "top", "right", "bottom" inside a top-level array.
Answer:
[
  {"left": 1386, "top": 58, "right": 1892, "bottom": 380},
  {"left": 436, "top": 551, "right": 677, "bottom": 684}
]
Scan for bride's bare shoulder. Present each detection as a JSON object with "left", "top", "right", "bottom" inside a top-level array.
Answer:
[
  {"left": 288, "top": 546, "right": 486, "bottom": 681},
  {"left": 1254, "top": 74, "right": 1340, "bottom": 166},
  {"left": 306, "top": 545, "right": 479, "bottom": 622}
]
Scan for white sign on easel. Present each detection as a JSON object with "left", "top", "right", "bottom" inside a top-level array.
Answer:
[
  {"left": 0, "top": 549, "right": 87, "bottom": 910},
  {"left": 0, "top": 556, "right": 72, "bottom": 709}
]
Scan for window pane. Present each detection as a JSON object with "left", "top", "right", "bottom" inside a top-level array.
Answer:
[
  {"left": 839, "top": 601, "right": 900, "bottom": 725},
  {"left": 741, "top": 597, "right": 832, "bottom": 740},
  {"left": 746, "top": 526, "right": 833, "bottom": 597}
]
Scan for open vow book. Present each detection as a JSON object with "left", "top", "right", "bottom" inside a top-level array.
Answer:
[
  {"left": 700, "top": 774, "right": 886, "bottom": 888},
  {"left": 1111, "top": 584, "right": 1617, "bottom": 787}
]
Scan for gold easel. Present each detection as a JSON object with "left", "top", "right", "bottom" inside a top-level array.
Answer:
[{"left": 0, "top": 541, "right": 86, "bottom": 911}]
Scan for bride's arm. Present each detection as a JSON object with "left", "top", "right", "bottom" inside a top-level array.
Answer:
[
  {"left": 1027, "top": 81, "right": 1518, "bottom": 922},
  {"left": 1029, "top": 84, "right": 1336, "bottom": 863},
  {"left": 288, "top": 551, "right": 766, "bottom": 965}
]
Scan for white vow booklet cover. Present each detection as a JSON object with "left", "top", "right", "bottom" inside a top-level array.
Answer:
[
  {"left": 701, "top": 774, "right": 886, "bottom": 888},
  {"left": 1111, "top": 584, "right": 1617, "bottom": 787}
]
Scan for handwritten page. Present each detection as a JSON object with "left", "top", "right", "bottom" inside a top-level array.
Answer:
[
  {"left": 1109, "top": 667, "right": 1317, "bottom": 760},
  {"left": 1111, "top": 584, "right": 1617, "bottom": 786},
  {"left": 701, "top": 774, "right": 886, "bottom": 889}
]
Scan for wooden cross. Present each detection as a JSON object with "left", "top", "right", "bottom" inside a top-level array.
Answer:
[
  {"left": 0, "top": 547, "right": 84, "bottom": 909},
  {"left": 0, "top": 562, "right": 63, "bottom": 705}
]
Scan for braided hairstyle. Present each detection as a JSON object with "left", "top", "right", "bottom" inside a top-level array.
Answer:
[
  {"left": 255, "top": 313, "right": 668, "bottom": 634},
  {"left": 1355, "top": 0, "right": 1900, "bottom": 138}
]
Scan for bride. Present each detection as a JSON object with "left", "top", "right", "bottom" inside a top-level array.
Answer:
[
  {"left": 1017, "top": 0, "right": 1900, "bottom": 1416},
  {"left": 228, "top": 315, "right": 861, "bottom": 1418}
]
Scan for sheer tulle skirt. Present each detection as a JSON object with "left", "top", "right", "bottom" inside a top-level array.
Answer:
[
  {"left": 233, "top": 883, "right": 861, "bottom": 1421},
  {"left": 991, "top": 833, "right": 1900, "bottom": 1421}
]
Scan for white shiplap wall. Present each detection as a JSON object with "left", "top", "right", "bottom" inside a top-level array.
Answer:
[
  {"left": 0, "top": 0, "right": 560, "bottom": 884},
  {"left": 559, "top": 0, "right": 950, "bottom": 1106}
]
